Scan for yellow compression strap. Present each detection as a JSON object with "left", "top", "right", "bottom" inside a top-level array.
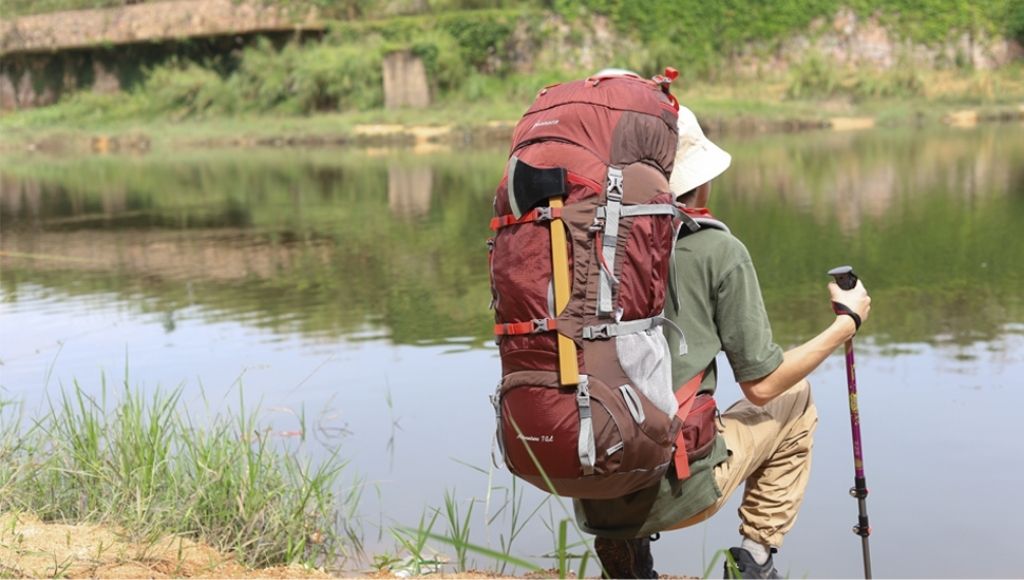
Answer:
[{"left": 548, "top": 197, "right": 579, "bottom": 385}]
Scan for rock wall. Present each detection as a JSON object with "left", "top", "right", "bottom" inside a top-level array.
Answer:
[{"left": 731, "top": 8, "right": 1022, "bottom": 73}]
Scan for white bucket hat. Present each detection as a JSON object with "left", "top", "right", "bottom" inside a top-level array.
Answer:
[{"left": 669, "top": 105, "right": 732, "bottom": 196}]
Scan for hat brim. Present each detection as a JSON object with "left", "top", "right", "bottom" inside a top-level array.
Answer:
[{"left": 669, "top": 138, "right": 732, "bottom": 196}]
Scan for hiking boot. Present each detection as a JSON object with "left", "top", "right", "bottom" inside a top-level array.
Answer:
[
  {"left": 724, "top": 547, "right": 781, "bottom": 579},
  {"left": 594, "top": 536, "right": 658, "bottom": 579}
]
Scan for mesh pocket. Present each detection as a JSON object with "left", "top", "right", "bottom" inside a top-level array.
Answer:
[{"left": 615, "top": 329, "right": 676, "bottom": 418}]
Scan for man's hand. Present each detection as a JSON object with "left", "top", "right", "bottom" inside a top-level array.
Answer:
[
  {"left": 741, "top": 279, "right": 873, "bottom": 406},
  {"left": 829, "top": 280, "right": 871, "bottom": 326}
]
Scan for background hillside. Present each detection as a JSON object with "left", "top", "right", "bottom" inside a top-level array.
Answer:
[{"left": 1, "top": 0, "right": 1022, "bottom": 142}]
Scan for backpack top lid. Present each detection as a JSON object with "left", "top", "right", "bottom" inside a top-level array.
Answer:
[
  {"left": 510, "top": 74, "right": 679, "bottom": 182},
  {"left": 521, "top": 74, "right": 678, "bottom": 125}
]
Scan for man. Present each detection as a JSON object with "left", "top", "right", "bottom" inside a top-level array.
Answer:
[{"left": 576, "top": 105, "right": 872, "bottom": 579}]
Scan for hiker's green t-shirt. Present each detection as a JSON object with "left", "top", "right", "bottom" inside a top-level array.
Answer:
[{"left": 573, "top": 227, "right": 784, "bottom": 539}]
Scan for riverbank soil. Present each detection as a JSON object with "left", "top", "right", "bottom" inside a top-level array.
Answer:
[
  {"left": 0, "top": 512, "right": 327, "bottom": 579},
  {"left": 0, "top": 513, "right": 702, "bottom": 578}
]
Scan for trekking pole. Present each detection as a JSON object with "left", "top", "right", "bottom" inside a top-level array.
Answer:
[{"left": 827, "top": 265, "right": 872, "bottom": 580}]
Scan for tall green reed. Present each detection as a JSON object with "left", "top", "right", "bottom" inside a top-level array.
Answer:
[
  {"left": 392, "top": 413, "right": 737, "bottom": 579},
  {"left": 383, "top": 413, "right": 598, "bottom": 579},
  {"left": 0, "top": 378, "right": 357, "bottom": 569}
]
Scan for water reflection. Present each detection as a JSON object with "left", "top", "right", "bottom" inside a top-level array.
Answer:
[
  {"left": 1, "top": 150, "right": 497, "bottom": 346},
  {"left": 388, "top": 164, "right": 433, "bottom": 219},
  {"left": 2, "top": 126, "right": 1021, "bottom": 352},
  {"left": 1, "top": 126, "right": 1023, "bottom": 578}
]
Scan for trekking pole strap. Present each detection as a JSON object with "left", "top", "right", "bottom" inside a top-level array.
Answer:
[{"left": 832, "top": 301, "right": 862, "bottom": 331}]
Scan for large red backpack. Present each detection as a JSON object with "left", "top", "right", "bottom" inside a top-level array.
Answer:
[{"left": 488, "top": 71, "right": 708, "bottom": 499}]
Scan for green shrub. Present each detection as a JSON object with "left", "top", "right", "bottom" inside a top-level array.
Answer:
[
  {"left": 409, "top": 31, "right": 469, "bottom": 94},
  {"left": 435, "top": 10, "right": 517, "bottom": 70},
  {"left": 291, "top": 42, "right": 385, "bottom": 111},
  {"left": 228, "top": 38, "right": 384, "bottom": 114},
  {"left": 851, "top": 60, "right": 925, "bottom": 100},
  {"left": 141, "top": 62, "right": 228, "bottom": 118},
  {"left": 1007, "top": 0, "right": 1024, "bottom": 42},
  {"left": 227, "top": 39, "right": 301, "bottom": 113},
  {"left": 786, "top": 53, "right": 841, "bottom": 99}
]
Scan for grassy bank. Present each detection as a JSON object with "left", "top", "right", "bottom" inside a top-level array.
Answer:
[
  {"left": 0, "top": 380, "right": 357, "bottom": 571},
  {"left": 3, "top": 64, "right": 1023, "bottom": 154},
  {"left": 0, "top": 380, "right": 602, "bottom": 577},
  {"left": 2, "top": 2, "right": 1023, "bottom": 151}
]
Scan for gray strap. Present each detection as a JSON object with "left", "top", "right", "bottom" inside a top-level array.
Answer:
[
  {"left": 618, "top": 385, "right": 646, "bottom": 424},
  {"left": 680, "top": 211, "right": 700, "bottom": 234},
  {"left": 668, "top": 224, "right": 681, "bottom": 313},
  {"left": 582, "top": 316, "right": 663, "bottom": 340},
  {"left": 582, "top": 313, "right": 689, "bottom": 354},
  {"left": 659, "top": 314, "right": 688, "bottom": 356},
  {"left": 488, "top": 238, "right": 499, "bottom": 311},
  {"left": 692, "top": 216, "right": 730, "bottom": 234},
  {"left": 576, "top": 377, "right": 596, "bottom": 476},
  {"left": 597, "top": 204, "right": 682, "bottom": 219},
  {"left": 598, "top": 167, "right": 624, "bottom": 317},
  {"left": 490, "top": 385, "right": 505, "bottom": 468}
]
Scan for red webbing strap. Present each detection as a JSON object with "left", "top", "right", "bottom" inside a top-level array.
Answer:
[
  {"left": 494, "top": 318, "right": 558, "bottom": 336},
  {"left": 489, "top": 207, "right": 563, "bottom": 231},
  {"left": 673, "top": 371, "right": 705, "bottom": 480}
]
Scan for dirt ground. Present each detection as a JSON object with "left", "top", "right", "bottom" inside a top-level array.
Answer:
[
  {"left": 0, "top": 513, "right": 698, "bottom": 578},
  {"left": 0, "top": 512, "right": 328, "bottom": 579},
  {"left": 0, "top": 513, "right": 571, "bottom": 579}
]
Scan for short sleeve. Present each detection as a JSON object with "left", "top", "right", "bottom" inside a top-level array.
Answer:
[{"left": 713, "top": 250, "right": 784, "bottom": 383}]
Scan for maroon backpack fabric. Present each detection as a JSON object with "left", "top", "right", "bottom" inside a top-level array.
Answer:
[{"left": 488, "top": 72, "right": 697, "bottom": 499}]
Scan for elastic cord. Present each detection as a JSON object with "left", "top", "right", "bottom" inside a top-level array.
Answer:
[{"left": 832, "top": 302, "right": 862, "bottom": 331}]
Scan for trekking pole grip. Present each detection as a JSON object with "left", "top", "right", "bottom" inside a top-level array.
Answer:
[
  {"left": 828, "top": 265, "right": 858, "bottom": 291},
  {"left": 828, "top": 265, "right": 861, "bottom": 331}
]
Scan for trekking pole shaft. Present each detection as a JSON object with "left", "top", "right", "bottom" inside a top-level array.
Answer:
[
  {"left": 844, "top": 339, "right": 872, "bottom": 579},
  {"left": 830, "top": 265, "right": 872, "bottom": 579}
]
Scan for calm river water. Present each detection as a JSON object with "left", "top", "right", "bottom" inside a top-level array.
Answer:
[{"left": 1, "top": 125, "right": 1022, "bottom": 578}]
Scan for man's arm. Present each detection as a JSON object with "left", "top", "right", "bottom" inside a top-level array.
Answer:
[{"left": 740, "top": 281, "right": 871, "bottom": 406}]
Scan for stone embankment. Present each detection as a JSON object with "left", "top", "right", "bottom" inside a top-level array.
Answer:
[
  {"left": 0, "top": 0, "right": 321, "bottom": 54},
  {"left": 0, "top": 0, "right": 325, "bottom": 110}
]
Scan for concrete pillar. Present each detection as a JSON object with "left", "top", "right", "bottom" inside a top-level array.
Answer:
[
  {"left": 382, "top": 50, "right": 430, "bottom": 109},
  {"left": 92, "top": 59, "right": 121, "bottom": 95},
  {"left": 0, "top": 70, "right": 17, "bottom": 111}
]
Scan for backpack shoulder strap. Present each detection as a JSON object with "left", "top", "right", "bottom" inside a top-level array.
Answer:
[
  {"left": 668, "top": 207, "right": 732, "bottom": 312},
  {"left": 678, "top": 207, "right": 730, "bottom": 238}
]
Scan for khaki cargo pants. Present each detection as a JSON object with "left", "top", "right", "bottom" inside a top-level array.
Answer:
[{"left": 668, "top": 379, "right": 818, "bottom": 548}]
